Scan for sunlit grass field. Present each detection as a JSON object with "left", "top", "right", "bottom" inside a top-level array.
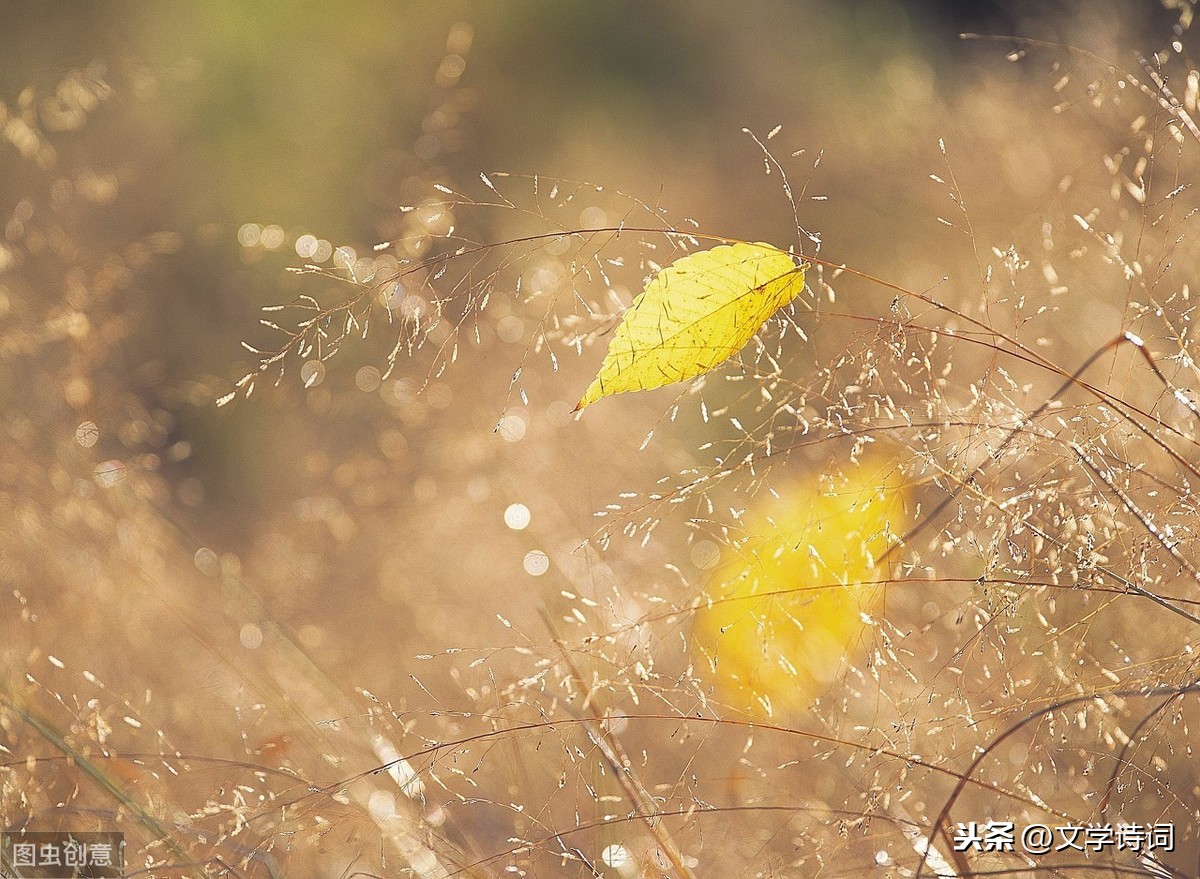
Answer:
[{"left": 4, "top": 3, "right": 1200, "bottom": 877}]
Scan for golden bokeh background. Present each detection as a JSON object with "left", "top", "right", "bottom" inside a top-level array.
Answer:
[{"left": 3, "top": 3, "right": 1199, "bottom": 877}]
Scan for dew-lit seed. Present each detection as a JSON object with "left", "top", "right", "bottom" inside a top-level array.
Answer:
[{"left": 300, "top": 360, "right": 325, "bottom": 388}]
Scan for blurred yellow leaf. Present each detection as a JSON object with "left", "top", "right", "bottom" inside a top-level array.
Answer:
[
  {"left": 575, "top": 242, "right": 805, "bottom": 410},
  {"left": 692, "top": 454, "right": 909, "bottom": 718}
]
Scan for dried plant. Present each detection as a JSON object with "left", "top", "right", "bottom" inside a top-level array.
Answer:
[{"left": 6, "top": 5, "right": 1200, "bottom": 879}]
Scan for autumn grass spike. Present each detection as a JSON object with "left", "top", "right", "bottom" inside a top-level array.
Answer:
[{"left": 575, "top": 242, "right": 806, "bottom": 410}]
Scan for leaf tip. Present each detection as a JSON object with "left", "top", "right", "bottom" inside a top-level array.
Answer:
[{"left": 575, "top": 379, "right": 605, "bottom": 412}]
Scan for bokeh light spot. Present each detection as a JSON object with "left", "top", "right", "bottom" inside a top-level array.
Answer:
[
  {"left": 523, "top": 550, "right": 549, "bottom": 576},
  {"left": 504, "top": 503, "right": 530, "bottom": 530},
  {"left": 75, "top": 421, "right": 99, "bottom": 448}
]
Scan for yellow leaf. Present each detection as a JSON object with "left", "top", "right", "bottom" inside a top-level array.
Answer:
[
  {"left": 575, "top": 242, "right": 805, "bottom": 410},
  {"left": 692, "top": 454, "right": 909, "bottom": 718}
]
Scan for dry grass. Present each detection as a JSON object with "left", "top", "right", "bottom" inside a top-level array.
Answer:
[{"left": 4, "top": 3, "right": 1200, "bottom": 878}]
